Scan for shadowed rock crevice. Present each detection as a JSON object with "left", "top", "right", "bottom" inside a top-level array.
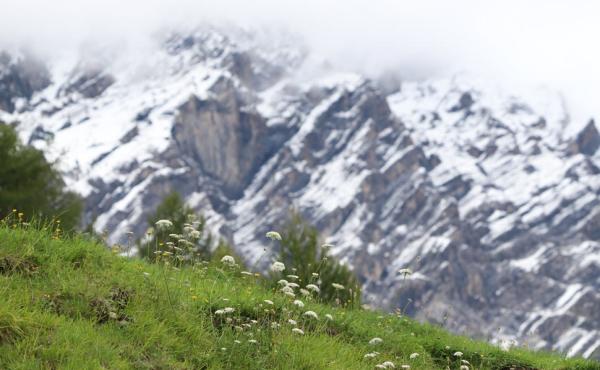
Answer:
[
  {"left": 56, "top": 58, "right": 116, "bottom": 100},
  {"left": 570, "top": 119, "right": 600, "bottom": 156},
  {"left": 0, "top": 51, "right": 51, "bottom": 113}
]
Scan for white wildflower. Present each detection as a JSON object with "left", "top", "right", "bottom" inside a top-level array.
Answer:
[
  {"left": 286, "top": 274, "right": 299, "bottom": 280},
  {"left": 369, "top": 337, "right": 383, "bottom": 345},
  {"left": 453, "top": 351, "right": 463, "bottom": 357},
  {"left": 220, "top": 255, "right": 236, "bottom": 266},
  {"left": 311, "top": 272, "right": 319, "bottom": 278},
  {"left": 248, "top": 339, "right": 258, "bottom": 344},
  {"left": 331, "top": 283, "right": 345, "bottom": 290},
  {"left": 293, "top": 300, "right": 305, "bottom": 308},
  {"left": 306, "top": 284, "right": 320, "bottom": 293},
  {"left": 325, "top": 314, "right": 333, "bottom": 321},
  {"left": 303, "top": 310, "right": 318, "bottom": 319},
  {"left": 241, "top": 271, "right": 253, "bottom": 276},
  {"left": 321, "top": 243, "right": 335, "bottom": 249},
  {"left": 286, "top": 282, "right": 300, "bottom": 289},
  {"left": 292, "top": 328, "right": 304, "bottom": 335},
  {"left": 460, "top": 366, "right": 469, "bottom": 370},
  {"left": 364, "top": 352, "right": 378, "bottom": 359},
  {"left": 234, "top": 340, "right": 241, "bottom": 344},
  {"left": 142, "top": 272, "right": 150, "bottom": 277},
  {"left": 271, "top": 261, "right": 285, "bottom": 272},
  {"left": 499, "top": 339, "right": 514, "bottom": 352},
  {"left": 264, "top": 299, "right": 274, "bottom": 305},
  {"left": 281, "top": 287, "right": 296, "bottom": 298},
  {"left": 190, "top": 230, "right": 201, "bottom": 239},
  {"left": 300, "top": 288, "right": 310, "bottom": 296},
  {"left": 398, "top": 268, "right": 413, "bottom": 278},
  {"left": 281, "top": 286, "right": 295, "bottom": 295},
  {"left": 409, "top": 353, "right": 419, "bottom": 360},
  {"left": 288, "top": 319, "right": 297, "bottom": 326},
  {"left": 155, "top": 219, "right": 173, "bottom": 231},
  {"left": 266, "top": 231, "right": 282, "bottom": 241},
  {"left": 178, "top": 239, "right": 194, "bottom": 247},
  {"left": 271, "top": 322, "right": 280, "bottom": 329},
  {"left": 277, "top": 279, "right": 289, "bottom": 286},
  {"left": 215, "top": 310, "right": 225, "bottom": 315},
  {"left": 223, "top": 307, "right": 235, "bottom": 313},
  {"left": 380, "top": 361, "right": 395, "bottom": 368}
]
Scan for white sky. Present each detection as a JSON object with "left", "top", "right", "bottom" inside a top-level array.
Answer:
[{"left": 1, "top": 0, "right": 599, "bottom": 123}]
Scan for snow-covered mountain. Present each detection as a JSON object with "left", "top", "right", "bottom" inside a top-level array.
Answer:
[{"left": 1, "top": 26, "right": 599, "bottom": 359}]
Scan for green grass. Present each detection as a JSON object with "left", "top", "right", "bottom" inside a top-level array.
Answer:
[{"left": 0, "top": 224, "right": 598, "bottom": 369}]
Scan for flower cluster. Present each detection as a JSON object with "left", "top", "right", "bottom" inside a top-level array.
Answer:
[
  {"left": 302, "top": 310, "right": 318, "bottom": 319},
  {"left": 155, "top": 219, "right": 173, "bottom": 231},
  {"left": 266, "top": 231, "right": 282, "bottom": 241},
  {"left": 369, "top": 337, "right": 383, "bottom": 345},
  {"left": 331, "top": 283, "right": 345, "bottom": 290},
  {"left": 221, "top": 255, "right": 236, "bottom": 267},
  {"left": 214, "top": 307, "right": 235, "bottom": 315},
  {"left": 271, "top": 261, "right": 285, "bottom": 272}
]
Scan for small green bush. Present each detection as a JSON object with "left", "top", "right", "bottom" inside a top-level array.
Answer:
[
  {"left": 270, "top": 211, "right": 361, "bottom": 308},
  {"left": 138, "top": 191, "right": 237, "bottom": 265}
]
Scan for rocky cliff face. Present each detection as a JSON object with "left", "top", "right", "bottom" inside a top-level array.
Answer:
[
  {"left": 173, "top": 77, "right": 274, "bottom": 198},
  {"left": 1, "top": 27, "right": 599, "bottom": 359}
]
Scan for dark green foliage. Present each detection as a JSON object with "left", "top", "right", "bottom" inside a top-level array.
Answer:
[
  {"left": 146, "top": 191, "right": 197, "bottom": 237},
  {"left": 0, "top": 123, "right": 82, "bottom": 230},
  {"left": 139, "top": 190, "right": 232, "bottom": 264},
  {"left": 275, "top": 211, "right": 361, "bottom": 308},
  {"left": 0, "top": 255, "right": 39, "bottom": 276}
]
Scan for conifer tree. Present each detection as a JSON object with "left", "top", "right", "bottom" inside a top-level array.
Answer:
[
  {"left": 0, "top": 123, "right": 82, "bottom": 230},
  {"left": 274, "top": 211, "right": 361, "bottom": 307},
  {"left": 140, "top": 191, "right": 229, "bottom": 263}
]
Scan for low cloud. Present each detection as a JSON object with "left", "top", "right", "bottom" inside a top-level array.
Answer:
[{"left": 2, "top": 0, "right": 599, "bottom": 122}]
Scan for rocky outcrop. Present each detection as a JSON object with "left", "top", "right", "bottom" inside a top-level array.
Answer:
[
  {"left": 224, "top": 51, "right": 286, "bottom": 91},
  {"left": 570, "top": 120, "right": 600, "bottom": 156},
  {"left": 59, "top": 61, "right": 115, "bottom": 99},
  {"left": 172, "top": 78, "right": 274, "bottom": 197},
  {"left": 0, "top": 51, "right": 50, "bottom": 112}
]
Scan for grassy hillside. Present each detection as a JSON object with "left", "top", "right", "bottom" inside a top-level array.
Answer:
[{"left": 0, "top": 222, "right": 598, "bottom": 369}]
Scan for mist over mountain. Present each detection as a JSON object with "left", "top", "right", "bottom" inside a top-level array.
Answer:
[
  {"left": 2, "top": 0, "right": 600, "bottom": 123},
  {"left": 1, "top": 2, "right": 600, "bottom": 361}
]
